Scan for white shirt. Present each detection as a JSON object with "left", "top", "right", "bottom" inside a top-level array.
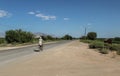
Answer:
[{"left": 39, "top": 38, "right": 43, "bottom": 45}]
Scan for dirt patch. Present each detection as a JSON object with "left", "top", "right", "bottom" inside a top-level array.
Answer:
[{"left": 0, "top": 40, "right": 120, "bottom": 76}]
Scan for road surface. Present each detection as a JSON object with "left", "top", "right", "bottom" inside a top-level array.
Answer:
[
  {"left": 0, "top": 40, "right": 120, "bottom": 76},
  {"left": 0, "top": 40, "right": 71, "bottom": 66}
]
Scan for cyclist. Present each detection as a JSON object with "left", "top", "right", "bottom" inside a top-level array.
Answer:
[{"left": 38, "top": 36, "right": 43, "bottom": 51}]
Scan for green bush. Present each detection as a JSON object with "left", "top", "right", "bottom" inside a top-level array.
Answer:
[
  {"left": 5, "top": 29, "right": 34, "bottom": 43},
  {"left": 89, "top": 41, "right": 109, "bottom": 54},
  {"left": 89, "top": 41, "right": 104, "bottom": 49}
]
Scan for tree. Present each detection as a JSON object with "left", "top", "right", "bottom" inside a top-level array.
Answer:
[
  {"left": 87, "top": 32, "right": 97, "bottom": 40},
  {"left": 114, "top": 37, "right": 120, "bottom": 41},
  {"left": 113, "top": 37, "right": 120, "bottom": 44},
  {"left": 5, "top": 30, "right": 18, "bottom": 43},
  {"left": 62, "top": 34, "right": 73, "bottom": 40},
  {"left": 46, "top": 35, "right": 54, "bottom": 40}
]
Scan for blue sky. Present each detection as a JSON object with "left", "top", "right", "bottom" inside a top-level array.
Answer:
[{"left": 0, "top": 0, "right": 120, "bottom": 38}]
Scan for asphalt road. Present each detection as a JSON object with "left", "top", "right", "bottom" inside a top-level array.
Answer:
[{"left": 0, "top": 40, "right": 71, "bottom": 66}]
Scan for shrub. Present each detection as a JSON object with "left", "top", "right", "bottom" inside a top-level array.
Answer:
[
  {"left": 89, "top": 41, "right": 104, "bottom": 49},
  {"left": 87, "top": 32, "right": 97, "bottom": 40},
  {"left": 0, "top": 38, "right": 5, "bottom": 44},
  {"left": 5, "top": 29, "right": 34, "bottom": 43},
  {"left": 117, "top": 50, "right": 120, "bottom": 55},
  {"left": 109, "top": 44, "right": 120, "bottom": 50},
  {"left": 109, "top": 44, "right": 120, "bottom": 55},
  {"left": 99, "top": 48, "right": 109, "bottom": 54},
  {"left": 81, "top": 39, "right": 120, "bottom": 55},
  {"left": 104, "top": 43, "right": 112, "bottom": 49}
]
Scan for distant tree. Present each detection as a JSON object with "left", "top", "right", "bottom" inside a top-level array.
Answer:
[
  {"left": 46, "top": 35, "right": 54, "bottom": 40},
  {"left": 62, "top": 34, "right": 73, "bottom": 40},
  {"left": 87, "top": 32, "right": 97, "bottom": 40},
  {"left": 112, "top": 37, "right": 120, "bottom": 44},
  {"left": 114, "top": 37, "right": 120, "bottom": 41},
  {"left": 41, "top": 36, "right": 47, "bottom": 41},
  {"left": 80, "top": 36, "right": 87, "bottom": 40}
]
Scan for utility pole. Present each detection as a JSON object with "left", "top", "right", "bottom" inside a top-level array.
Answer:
[
  {"left": 84, "top": 27, "right": 86, "bottom": 36},
  {"left": 84, "top": 27, "right": 87, "bottom": 40}
]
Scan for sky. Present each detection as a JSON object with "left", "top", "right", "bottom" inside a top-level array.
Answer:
[{"left": 0, "top": 0, "right": 120, "bottom": 38}]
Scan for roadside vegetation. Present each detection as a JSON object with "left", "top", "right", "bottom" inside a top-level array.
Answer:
[
  {"left": 0, "top": 29, "right": 73, "bottom": 47},
  {"left": 0, "top": 38, "right": 5, "bottom": 44},
  {"left": 61, "top": 34, "right": 73, "bottom": 40},
  {"left": 5, "top": 29, "right": 34, "bottom": 43},
  {"left": 80, "top": 32, "right": 120, "bottom": 55}
]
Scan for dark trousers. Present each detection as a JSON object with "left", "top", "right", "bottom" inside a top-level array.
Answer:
[{"left": 39, "top": 45, "right": 43, "bottom": 51}]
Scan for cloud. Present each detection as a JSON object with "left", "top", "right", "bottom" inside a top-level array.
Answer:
[
  {"left": 64, "top": 18, "right": 69, "bottom": 20},
  {"left": 35, "top": 13, "right": 56, "bottom": 20},
  {"left": 28, "top": 11, "right": 35, "bottom": 15},
  {"left": 87, "top": 23, "right": 91, "bottom": 26},
  {"left": 0, "top": 10, "right": 10, "bottom": 18},
  {"left": 28, "top": 11, "right": 56, "bottom": 20}
]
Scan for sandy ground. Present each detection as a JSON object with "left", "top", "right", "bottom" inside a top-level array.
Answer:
[{"left": 0, "top": 40, "right": 120, "bottom": 76}]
